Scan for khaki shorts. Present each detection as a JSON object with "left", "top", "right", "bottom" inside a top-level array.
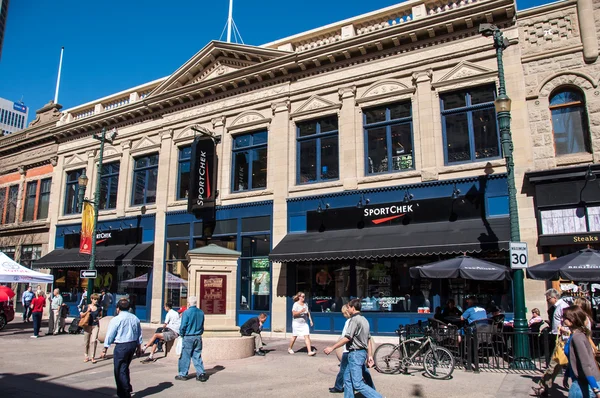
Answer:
[{"left": 163, "top": 329, "right": 178, "bottom": 342}]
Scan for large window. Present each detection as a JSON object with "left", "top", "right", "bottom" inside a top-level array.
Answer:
[
  {"left": 132, "top": 154, "right": 158, "bottom": 205},
  {"left": 6, "top": 185, "right": 18, "bottom": 223},
  {"left": 23, "top": 181, "right": 38, "bottom": 221},
  {"left": 99, "top": 162, "right": 120, "bottom": 210},
  {"left": 297, "top": 116, "right": 339, "bottom": 184},
  {"left": 232, "top": 131, "right": 268, "bottom": 192},
  {"left": 550, "top": 88, "right": 591, "bottom": 156},
  {"left": 364, "top": 102, "right": 414, "bottom": 174},
  {"left": 177, "top": 146, "right": 191, "bottom": 200},
  {"left": 240, "top": 235, "right": 271, "bottom": 311},
  {"left": 20, "top": 245, "right": 42, "bottom": 268},
  {"left": 441, "top": 85, "right": 500, "bottom": 164},
  {"left": 1, "top": 247, "right": 16, "bottom": 260},
  {"left": 541, "top": 206, "right": 600, "bottom": 235},
  {"left": 38, "top": 178, "right": 51, "bottom": 220},
  {"left": 64, "top": 169, "right": 83, "bottom": 215}
]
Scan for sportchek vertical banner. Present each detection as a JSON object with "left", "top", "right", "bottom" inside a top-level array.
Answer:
[
  {"left": 188, "top": 136, "right": 218, "bottom": 224},
  {"left": 79, "top": 202, "right": 94, "bottom": 254}
]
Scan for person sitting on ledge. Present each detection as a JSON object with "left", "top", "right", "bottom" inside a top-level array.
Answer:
[
  {"left": 141, "top": 302, "right": 182, "bottom": 363},
  {"left": 240, "top": 313, "right": 268, "bottom": 356}
]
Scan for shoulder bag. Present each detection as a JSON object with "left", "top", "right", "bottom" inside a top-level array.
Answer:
[
  {"left": 552, "top": 335, "right": 568, "bottom": 366},
  {"left": 79, "top": 310, "right": 91, "bottom": 327}
]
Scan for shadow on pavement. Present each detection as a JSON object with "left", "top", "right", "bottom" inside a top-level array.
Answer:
[
  {"left": 206, "top": 365, "right": 225, "bottom": 376},
  {"left": 134, "top": 381, "right": 174, "bottom": 397},
  {"left": 0, "top": 372, "right": 116, "bottom": 397}
]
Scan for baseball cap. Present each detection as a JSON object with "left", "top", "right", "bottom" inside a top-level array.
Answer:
[{"left": 178, "top": 307, "right": 186, "bottom": 314}]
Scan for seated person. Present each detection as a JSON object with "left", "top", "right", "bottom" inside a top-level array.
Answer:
[
  {"left": 240, "top": 313, "right": 268, "bottom": 356},
  {"left": 528, "top": 308, "right": 543, "bottom": 329},
  {"left": 460, "top": 296, "right": 488, "bottom": 326},
  {"left": 486, "top": 300, "right": 505, "bottom": 322},
  {"left": 441, "top": 299, "right": 462, "bottom": 320},
  {"left": 141, "top": 302, "right": 183, "bottom": 363},
  {"left": 433, "top": 306, "right": 444, "bottom": 322}
]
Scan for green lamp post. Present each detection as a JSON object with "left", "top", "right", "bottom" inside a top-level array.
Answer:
[
  {"left": 479, "top": 23, "right": 532, "bottom": 368},
  {"left": 77, "top": 127, "right": 117, "bottom": 303}
]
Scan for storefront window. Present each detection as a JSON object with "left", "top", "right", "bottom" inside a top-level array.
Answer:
[
  {"left": 295, "top": 253, "right": 512, "bottom": 314},
  {"left": 165, "top": 239, "right": 190, "bottom": 308},
  {"left": 240, "top": 235, "right": 270, "bottom": 311}
]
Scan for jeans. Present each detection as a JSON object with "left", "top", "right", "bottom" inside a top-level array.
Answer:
[
  {"left": 113, "top": 341, "right": 137, "bottom": 398},
  {"left": 344, "top": 350, "right": 382, "bottom": 398},
  {"left": 569, "top": 379, "right": 596, "bottom": 398},
  {"left": 32, "top": 312, "right": 42, "bottom": 336},
  {"left": 178, "top": 336, "right": 205, "bottom": 377},
  {"left": 334, "top": 352, "right": 376, "bottom": 391},
  {"left": 23, "top": 303, "right": 31, "bottom": 321}
]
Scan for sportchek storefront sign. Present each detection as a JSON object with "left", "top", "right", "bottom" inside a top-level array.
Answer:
[
  {"left": 188, "top": 136, "right": 218, "bottom": 224},
  {"left": 306, "top": 195, "right": 483, "bottom": 232}
]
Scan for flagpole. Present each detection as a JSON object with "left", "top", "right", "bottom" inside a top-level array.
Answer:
[
  {"left": 54, "top": 47, "right": 64, "bottom": 104},
  {"left": 227, "top": 0, "right": 233, "bottom": 43}
]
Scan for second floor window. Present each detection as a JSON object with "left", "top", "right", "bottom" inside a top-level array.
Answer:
[
  {"left": 64, "top": 169, "right": 83, "bottom": 215},
  {"left": 441, "top": 85, "right": 500, "bottom": 164},
  {"left": 132, "top": 154, "right": 158, "bottom": 205},
  {"left": 178, "top": 146, "right": 191, "bottom": 200},
  {"left": 21, "top": 245, "right": 42, "bottom": 268},
  {"left": 297, "top": 116, "right": 339, "bottom": 184},
  {"left": 38, "top": 178, "right": 51, "bottom": 220},
  {"left": 23, "top": 181, "right": 38, "bottom": 221},
  {"left": 232, "top": 131, "right": 268, "bottom": 192},
  {"left": 550, "top": 88, "right": 591, "bottom": 156},
  {"left": 100, "top": 162, "right": 120, "bottom": 210},
  {"left": 365, "top": 102, "right": 414, "bottom": 174}
]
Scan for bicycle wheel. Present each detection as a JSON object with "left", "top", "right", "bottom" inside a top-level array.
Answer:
[
  {"left": 374, "top": 343, "right": 401, "bottom": 374},
  {"left": 423, "top": 346, "right": 455, "bottom": 379}
]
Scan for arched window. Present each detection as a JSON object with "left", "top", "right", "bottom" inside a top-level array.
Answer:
[{"left": 550, "top": 88, "right": 591, "bottom": 155}]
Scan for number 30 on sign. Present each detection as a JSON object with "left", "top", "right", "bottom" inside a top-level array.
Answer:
[{"left": 510, "top": 242, "right": 528, "bottom": 269}]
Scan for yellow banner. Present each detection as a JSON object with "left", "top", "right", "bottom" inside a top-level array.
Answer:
[{"left": 79, "top": 202, "right": 94, "bottom": 254}]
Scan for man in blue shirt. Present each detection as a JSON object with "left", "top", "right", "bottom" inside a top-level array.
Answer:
[
  {"left": 100, "top": 298, "right": 143, "bottom": 398},
  {"left": 21, "top": 286, "right": 34, "bottom": 322},
  {"left": 176, "top": 296, "right": 208, "bottom": 382},
  {"left": 461, "top": 296, "right": 488, "bottom": 325}
]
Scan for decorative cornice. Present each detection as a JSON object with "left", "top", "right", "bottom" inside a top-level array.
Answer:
[
  {"left": 271, "top": 100, "right": 291, "bottom": 115},
  {"left": 412, "top": 69, "right": 433, "bottom": 85}
]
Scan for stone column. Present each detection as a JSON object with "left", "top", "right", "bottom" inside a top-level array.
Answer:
[
  {"left": 149, "top": 129, "right": 173, "bottom": 323},
  {"left": 338, "top": 86, "right": 358, "bottom": 190},
  {"left": 47, "top": 156, "right": 64, "bottom": 252},
  {"left": 412, "top": 69, "right": 438, "bottom": 180},
  {"left": 211, "top": 116, "right": 226, "bottom": 205},
  {"left": 270, "top": 99, "right": 291, "bottom": 335},
  {"left": 116, "top": 140, "right": 131, "bottom": 217}
]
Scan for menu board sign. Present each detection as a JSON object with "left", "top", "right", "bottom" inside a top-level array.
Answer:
[{"left": 200, "top": 274, "right": 226, "bottom": 315}]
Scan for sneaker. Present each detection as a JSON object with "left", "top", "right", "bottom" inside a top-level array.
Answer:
[
  {"left": 30, "top": 335, "right": 38, "bottom": 339},
  {"left": 288, "top": 348, "right": 295, "bottom": 355},
  {"left": 140, "top": 357, "right": 156, "bottom": 364},
  {"left": 254, "top": 350, "right": 266, "bottom": 356},
  {"left": 174, "top": 375, "right": 187, "bottom": 381},
  {"left": 261, "top": 342, "right": 267, "bottom": 346},
  {"left": 197, "top": 373, "right": 209, "bottom": 382},
  {"left": 308, "top": 350, "right": 317, "bottom": 356}
]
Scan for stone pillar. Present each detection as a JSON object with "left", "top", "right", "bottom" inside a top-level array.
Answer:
[
  {"left": 270, "top": 99, "right": 291, "bottom": 335},
  {"left": 116, "top": 140, "right": 131, "bottom": 217},
  {"left": 412, "top": 69, "right": 438, "bottom": 180},
  {"left": 338, "top": 86, "right": 358, "bottom": 190},
  {"left": 47, "top": 156, "right": 65, "bottom": 252},
  {"left": 187, "top": 244, "right": 241, "bottom": 336},
  {"left": 149, "top": 129, "right": 174, "bottom": 323}
]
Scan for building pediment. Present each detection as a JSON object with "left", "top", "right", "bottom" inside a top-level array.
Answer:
[
  {"left": 149, "top": 41, "right": 293, "bottom": 96},
  {"left": 433, "top": 61, "right": 497, "bottom": 89}
]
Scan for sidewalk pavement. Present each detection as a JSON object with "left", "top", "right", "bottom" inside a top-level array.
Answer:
[{"left": 0, "top": 320, "right": 569, "bottom": 398}]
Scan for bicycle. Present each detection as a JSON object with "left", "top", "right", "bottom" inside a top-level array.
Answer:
[{"left": 374, "top": 325, "right": 455, "bottom": 379}]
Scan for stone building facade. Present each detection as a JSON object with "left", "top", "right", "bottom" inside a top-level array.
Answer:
[{"left": 17, "top": 0, "right": 598, "bottom": 333}]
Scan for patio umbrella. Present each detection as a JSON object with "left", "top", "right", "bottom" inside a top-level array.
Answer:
[
  {"left": 526, "top": 248, "right": 600, "bottom": 281},
  {"left": 0, "top": 285, "right": 15, "bottom": 302},
  {"left": 409, "top": 255, "right": 511, "bottom": 281}
]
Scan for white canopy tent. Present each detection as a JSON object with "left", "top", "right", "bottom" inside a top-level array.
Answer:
[{"left": 0, "top": 251, "right": 54, "bottom": 284}]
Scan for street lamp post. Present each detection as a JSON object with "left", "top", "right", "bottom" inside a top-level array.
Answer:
[
  {"left": 77, "top": 127, "right": 117, "bottom": 303},
  {"left": 479, "top": 23, "right": 532, "bottom": 368}
]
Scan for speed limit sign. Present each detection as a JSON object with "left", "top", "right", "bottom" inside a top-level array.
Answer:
[{"left": 510, "top": 242, "right": 528, "bottom": 269}]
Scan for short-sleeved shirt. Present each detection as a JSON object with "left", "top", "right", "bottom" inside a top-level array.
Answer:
[
  {"left": 462, "top": 306, "right": 488, "bottom": 325},
  {"left": 292, "top": 302, "right": 308, "bottom": 323},
  {"left": 344, "top": 313, "right": 371, "bottom": 351},
  {"left": 552, "top": 299, "right": 570, "bottom": 335},
  {"left": 164, "top": 309, "right": 181, "bottom": 335}
]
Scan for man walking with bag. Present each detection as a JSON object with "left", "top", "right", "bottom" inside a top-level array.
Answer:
[
  {"left": 175, "top": 296, "right": 208, "bottom": 382},
  {"left": 100, "top": 298, "right": 143, "bottom": 398}
]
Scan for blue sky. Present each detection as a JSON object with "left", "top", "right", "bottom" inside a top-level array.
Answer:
[{"left": 0, "top": 0, "right": 549, "bottom": 123}]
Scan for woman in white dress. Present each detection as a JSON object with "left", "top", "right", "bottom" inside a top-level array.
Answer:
[{"left": 288, "top": 291, "right": 316, "bottom": 356}]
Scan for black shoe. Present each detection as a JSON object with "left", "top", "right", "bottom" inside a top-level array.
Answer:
[
  {"left": 329, "top": 387, "right": 343, "bottom": 393},
  {"left": 174, "top": 375, "right": 188, "bottom": 381},
  {"left": 255, "top": 350, "right": 266, "bottom": 356},
  {"left": 197, "top": 373, "right": 208, "bottom": 382},
  {"left": 261, "top": 342, "right": 267, "bottom": 346}
]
